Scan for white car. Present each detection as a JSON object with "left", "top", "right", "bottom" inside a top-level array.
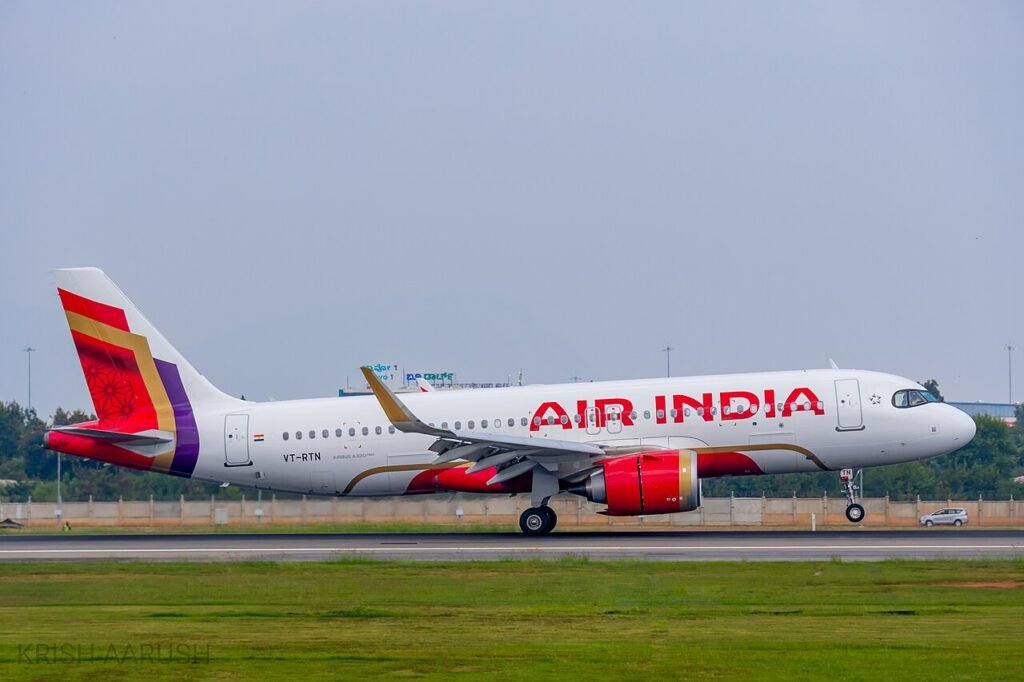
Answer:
[{"left": 918, "top": 508, "right": 968, "bottom": 527}]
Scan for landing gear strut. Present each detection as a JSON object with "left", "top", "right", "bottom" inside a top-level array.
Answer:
[
  {"left": 840, "top": 468, "right": 864, "bottom": 523},
  {"left": 519, "top": 506, "right": 557, "bottom": 535}
]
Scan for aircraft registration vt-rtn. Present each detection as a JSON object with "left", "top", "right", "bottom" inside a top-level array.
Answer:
[{"left": 45, "top": 268, "right": 977, "bottom": 534}]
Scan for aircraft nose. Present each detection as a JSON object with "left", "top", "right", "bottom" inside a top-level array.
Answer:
[{"left": 949, "top": 408, "right": 976, "bottom": 446}]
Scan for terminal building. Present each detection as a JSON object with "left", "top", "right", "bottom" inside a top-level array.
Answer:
[
  {"left": 948, "top": 402, "right": 1017, "bottom": 426},
  {"left": 339, "top": 363, "right": 515, "bottom": 396}
]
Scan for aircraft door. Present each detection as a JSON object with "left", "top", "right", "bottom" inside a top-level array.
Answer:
[
  {"left": 310, "top": 471, "right": 337, "bottom": 495},
  {"left": 585, "top": 407, "right": 600, "bottom": 436},
  {"left": 834, "top": 379, "right": 864, "bottom": 431},
  {"left": 224, "top": 414, "right": 251, "bottom": 466}
]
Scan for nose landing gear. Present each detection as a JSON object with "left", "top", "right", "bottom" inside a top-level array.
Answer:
[{"left": 840, "top": 468, "right": 865, "bottom": 523}]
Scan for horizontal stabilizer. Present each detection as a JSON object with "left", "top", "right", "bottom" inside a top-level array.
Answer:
[{"left": 52, "top": 426, "right": 174, "bottom": 447}]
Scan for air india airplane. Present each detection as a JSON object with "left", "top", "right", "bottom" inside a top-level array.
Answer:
[{"left": 45, "top": 268, "right": 977, "bottom": 534}]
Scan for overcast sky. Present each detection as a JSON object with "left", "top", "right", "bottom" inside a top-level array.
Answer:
[{"left": 2, "top": 2, "right": 1022, "bottom": 419}]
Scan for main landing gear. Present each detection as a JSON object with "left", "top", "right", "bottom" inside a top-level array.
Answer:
[
  {"left": 519, "top": 506, "right": 557, "bottom": 536},
  {"left": 519, "top": 467, "right": 560, "bottom": 535},
  {"left": 840, "top": 468, "right": 865, "bottom": 523}
]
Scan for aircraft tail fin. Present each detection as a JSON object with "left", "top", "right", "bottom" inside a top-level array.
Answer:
[{"left": 54, "top": 267, "right": 239, "bottom": 431}]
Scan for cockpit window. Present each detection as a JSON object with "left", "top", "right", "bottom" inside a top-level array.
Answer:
[{"left": 892, "top": 389, "right": 940, "bottom": 408}]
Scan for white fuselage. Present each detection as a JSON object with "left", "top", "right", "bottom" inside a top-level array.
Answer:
[{"left": 189, "top": 369, "right": 976, "bottom": 497}]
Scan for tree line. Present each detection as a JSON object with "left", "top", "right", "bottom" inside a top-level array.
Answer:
[{"left": 1, "top": 399, "right": 1022, "bottom": 503}]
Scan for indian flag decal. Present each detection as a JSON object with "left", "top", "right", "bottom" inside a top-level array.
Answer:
[{"left": 253, "top": 434, "right": 265, "bottom": 442}]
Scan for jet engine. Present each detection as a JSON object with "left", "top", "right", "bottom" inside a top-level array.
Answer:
[{"left": 567, "top": 450, "right": 700, "bottom": 516}]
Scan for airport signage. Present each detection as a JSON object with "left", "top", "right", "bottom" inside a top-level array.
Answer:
[{"left": 406, "top": 372, "right": 455, "bottom": 386}]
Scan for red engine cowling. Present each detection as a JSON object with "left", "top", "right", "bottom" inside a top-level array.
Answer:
[{"left": 568, "top": 450, "right": 700, "bottom": 516}]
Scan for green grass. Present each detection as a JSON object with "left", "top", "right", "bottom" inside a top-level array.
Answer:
[{"left": 1, "top": 559, "right": 1022, "bottom": 680}]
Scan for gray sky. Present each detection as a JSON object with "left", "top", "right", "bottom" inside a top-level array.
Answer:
[{"left": 2, "top": 2, "right": 1022, "bottom": 420}]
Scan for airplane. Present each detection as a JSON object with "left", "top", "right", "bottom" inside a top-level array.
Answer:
[{"left": 44, "top": 268, "right": 977, "bottom": 534}]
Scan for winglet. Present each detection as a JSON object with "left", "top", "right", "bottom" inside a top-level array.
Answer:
[{"left": 360, "top": 366, "right": 444, "bottom": 436}]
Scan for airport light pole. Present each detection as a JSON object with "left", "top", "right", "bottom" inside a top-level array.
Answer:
[
  {"left": 662, "top": 345, "right": 673, "bottom": 378},
  {"left": 1008, "top": 344, "right": 1015, "bottom": 404},
  {"left": 23, "top": 346, "right": 35, "bottom": 410},
  {"left": 25, "top": 346, "right": 61, "bottom": 518}
]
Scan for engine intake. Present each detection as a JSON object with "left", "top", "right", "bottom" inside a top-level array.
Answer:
[{"left": 568, "top": 450, "right": 700, "bottom": 516}]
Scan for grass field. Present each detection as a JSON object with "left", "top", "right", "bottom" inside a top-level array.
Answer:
[{"left": 1, "top": 559, "right": 1022, "bottom": 680}]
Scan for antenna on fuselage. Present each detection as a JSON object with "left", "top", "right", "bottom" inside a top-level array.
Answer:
[{"left": 829, "top": 359, "right": 840, "bottom": 370}]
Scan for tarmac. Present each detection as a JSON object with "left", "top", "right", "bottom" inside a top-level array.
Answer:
[{"left": 1, "top": 529, "right": 1022, "bottom": 562}]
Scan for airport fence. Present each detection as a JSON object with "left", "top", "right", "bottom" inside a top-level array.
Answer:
[{"left": 1, "top": 494, "right": 1022, "bottom": 529}]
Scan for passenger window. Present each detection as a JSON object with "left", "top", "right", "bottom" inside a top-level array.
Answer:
[
  {"left": 361, "top": 426, "right": 369, "bottom": 436},
  {"left": 629, "top": 411, "right": 637, "bottom": 420},
  {"left": 454, "top": 421, "right": 462, "bottom": 430},
  {"left": 521, "top": 417, "right": 528, "bottom": 426},
  {"left": 468, "top": 420, "right": 475, "bottom": 430},
  {"left": 375, "top": 426, "right": 382, "bottom": 435},
  {"left": 656, "top": 409, "right": 665, "bottom": 420},
  {"left": 697, "top": 408, "right": 704, "bottom": 417},
  {"left": 560, "top": 415, "right": 569, "bottom": 425},
  {"left": 481, "top": 420, "right": 488, "bottom": 429},
  {"left": 322, "top": 429, "right": 329, "bottom": 439},
  {"left": 684, "top": 408, "right": 691, "bottom": 417},
  {"left": 547, "top": 415, "right": 555, "bottom": 425},
  {"left": 643, "top": 410, "right": 651, "bottom": 420},
  {"left": 723, "top": 406, "right": 731, "bottom": 415},
  {"left": 335, "top": 428, "right": 342, "bottom": 437},
  {"left": 283, "top": 432, "right": 289, "bottom": 441},
  {"left": 296, "top": 431, "right": 302, "bottom": 440},
  {"left": 573, "top": 413, "right": 582, "bottom": 423},
  {"left": 349, "top": 427, "right": 356, "bottom": 437},
  {"left": 670, "top": 409, "right": 677, "bottom": 418},
  {"left": 441, "top": 422, "right": 449, "bottom": 429},
  {"left": 309, "top": 430, "right": 316, "bottom": 439},
  {"left": 388, "top": 426, "right": 395, "bottom": 434},
  {"left": 533, "top": 417, "right": 541, "bottom": 426},
  {"left": 508, "top": 418, "right": 514, "bottom": 427}
]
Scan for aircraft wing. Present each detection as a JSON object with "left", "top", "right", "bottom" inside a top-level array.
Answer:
[{"left": 360, "top": 367, "right": 604, "bottom": 485}]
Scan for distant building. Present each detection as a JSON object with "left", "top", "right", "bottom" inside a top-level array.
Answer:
[
  {"left": 339, "top": 362, "right": 514, "bottom": 397},
  {"left": 948, "top": 402, "right": 1017, "bottom": 426}
]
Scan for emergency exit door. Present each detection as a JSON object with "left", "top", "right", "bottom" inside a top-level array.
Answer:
[
  {"left": 224, "top": 414, "right": 251, "bottom": 466},
  {"left": 834, "top": 379, "right": 864, "bottom": 431}
]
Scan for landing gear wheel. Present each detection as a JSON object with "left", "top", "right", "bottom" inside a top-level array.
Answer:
[
  {"left": 541, "top": 506, "right": 557, "bottom": 532},
  {"left": 520, "top": 506, "right": 556, "bottom": 535},
  {"left": 845, "top": 503, "right": 865, "bottom": 524}
]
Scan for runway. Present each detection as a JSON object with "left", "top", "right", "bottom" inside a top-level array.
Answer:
[{"left": 1, "top": 529, "right": 1022, "bottom": 562}]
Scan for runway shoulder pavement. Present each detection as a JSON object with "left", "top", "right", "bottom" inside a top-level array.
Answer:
[{"left": 1, "top": 529, "right": 1022, "bottom": 562}]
